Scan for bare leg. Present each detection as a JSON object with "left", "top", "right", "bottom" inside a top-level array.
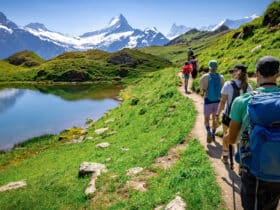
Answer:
[
  {"left": 204, "top": 115, "right": 210, "bottom": 127},
  {"left": 222, "top": 124, "right": 229, "bottom": 151},
  {"left": 184, "top": 79, "right": 189, "bottom": 93}
]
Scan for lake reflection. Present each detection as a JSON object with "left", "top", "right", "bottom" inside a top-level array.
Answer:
[{"left": 0, "top": 84, "right": 121, "bottom": 150}]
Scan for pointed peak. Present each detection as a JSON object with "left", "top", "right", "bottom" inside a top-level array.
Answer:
[
  {"left": 25, "top": 23, "right": 49, "bottom": 31},
  {"left": 108, "top": 14, "right": 128, "bottom": 27}
]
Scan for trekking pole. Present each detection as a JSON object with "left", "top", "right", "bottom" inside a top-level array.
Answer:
[{"left": 229, "top": 144, "right": 237, "bottom": 210}]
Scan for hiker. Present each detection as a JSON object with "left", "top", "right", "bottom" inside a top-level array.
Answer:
[
  {"left": 190, "top": 55, "right": 199, "bottom": 79},
  {"left": 200, "top": 60, "right": 224, "bottom": 143},
  {"left": 228, "top": 56, "right": 280, "bottom": 210},
  {"left": 182, "top": 61, "right": 193, "bottom": 94},
  {"left": 187, "top": 48, "right": 194, "bottom": 61},
  {"left": 216, "top": 64, "right": 252, "bottom": 163}
]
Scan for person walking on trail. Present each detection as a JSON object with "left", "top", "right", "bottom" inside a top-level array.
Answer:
[
  {"left": 200, "top": 60, "right": 224, "bottom": 143},
  {"left": 216, "top": 64, "right": 252, "bottom": 163},
  {"left": 187, "top": 48, "right": 194, "bottom": 61},
  {"left": 228, "top": 56, "right": 280, "bottom": 210},
  {"left": 190, "top": 55, "right": 199, "bottom": 79},
  {"left": 182, "top": 61, "right": 193, "bottom": 94}
]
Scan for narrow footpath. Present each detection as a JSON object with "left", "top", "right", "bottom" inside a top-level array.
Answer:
[{"left": 179, "top": 75, "right": 242, "bottom": 210}]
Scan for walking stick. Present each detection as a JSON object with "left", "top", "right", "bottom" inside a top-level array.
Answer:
[{"left": 229, "top": 144, "right": 236, "bottom": 210}]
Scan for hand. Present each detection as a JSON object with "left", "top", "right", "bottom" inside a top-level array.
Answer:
[{"left": 215, "top": 114, "right": 219, "bottom": 119}]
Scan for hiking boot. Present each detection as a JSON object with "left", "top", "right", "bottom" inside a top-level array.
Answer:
[
  {"left": 221, "top": 150, "right": 229, "bottom": 164},
  {"left": 207, "top": 132, "right": 212, "bottom": 143},
  {"left": 221, "top": 155, "right": 229, "bottom": 164},
  {"left": 212, "top": 135, "right": 216, "bottom": 142}
]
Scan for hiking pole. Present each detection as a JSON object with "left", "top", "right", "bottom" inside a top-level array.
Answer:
[{"left": 229, "top": 144, "right": 237, "bottom": 210}]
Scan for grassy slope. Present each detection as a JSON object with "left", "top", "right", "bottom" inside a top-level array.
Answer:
[
  {"left": 140, "top": 18, "right": 280, "bottom": 76},
  {"left": 0, "top": 49, "right": 172, "bottom": 83},
  {"left": 0, "top": 68, "right": 223, "bottom": 209}
]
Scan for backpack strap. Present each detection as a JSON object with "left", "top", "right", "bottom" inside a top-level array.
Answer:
[{"left": 225, "top": 81, "right": 240, "bottom": 116}]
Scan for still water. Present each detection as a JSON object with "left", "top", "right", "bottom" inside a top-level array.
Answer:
[{"left": 0, "top": 84, "right": 121, "bottom": 150}]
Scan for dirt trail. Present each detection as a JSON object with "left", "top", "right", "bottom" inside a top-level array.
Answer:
[{"left": 179, "top": 75, "right": 242, "bottom": 210}]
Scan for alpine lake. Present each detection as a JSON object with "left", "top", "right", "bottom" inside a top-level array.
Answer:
[{"left": 0, "top": 83, "right": 122, "bottom": 150}]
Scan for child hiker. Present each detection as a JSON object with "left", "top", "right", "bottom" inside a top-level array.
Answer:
[{"left": 182, "top": 61, "right": 193, "bottom": 94}]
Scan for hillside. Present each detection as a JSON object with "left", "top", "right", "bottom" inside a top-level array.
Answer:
[
  {"left": 140, "top": 1, "right": 280, "bottom": 77},
  {"left": 0, "top": 48, "right": 172, "bottom": 82}
]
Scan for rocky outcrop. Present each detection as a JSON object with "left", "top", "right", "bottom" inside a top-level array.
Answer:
[{"left": 78, "top": 162, "right": 107, "bottom": 195}]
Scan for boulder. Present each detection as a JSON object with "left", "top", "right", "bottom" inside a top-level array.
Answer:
[{"left": 78, "top": 162, "right": 107, "bottom": 177}]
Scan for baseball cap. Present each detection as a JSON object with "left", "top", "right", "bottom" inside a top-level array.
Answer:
[
  {"left": 208, "top": 60, "right": 218, "bottom": 70},
  {"left": 229, "top": 64, "right": 247, "bottom": 73},
  {"left": 256, "top": 56, "right": 279, "bottom": 77}
]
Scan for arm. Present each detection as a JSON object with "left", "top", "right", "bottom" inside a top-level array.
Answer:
[
  {"left": 216, "top": 94, "right": 227, "bottom": 117},
  {"left": 228, "top": 120, "right": 241, "bottom": 144}
]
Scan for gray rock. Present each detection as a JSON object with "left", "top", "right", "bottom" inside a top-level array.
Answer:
[
  {"left": 126, "top": 167, "right": 144, "bottom": 176},
  {"left": 78, "top": 162, "right": 107, "bottom": 177},
  {"left": 95, "top": 127, "right": 109, "bottom": 134},
  {"left": 79, "top": 162, "right": 108, "bottom": 195},
  {"left": 0, "top": 180, "right": 27, "bottom": 192},
  {"left": 165, "top": 196, "right": 186, "bottom": 210},
  {"left": 96, "top": 142, "right": 110, "bottom": 148}
]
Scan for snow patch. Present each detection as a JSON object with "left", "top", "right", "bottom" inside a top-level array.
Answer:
[{"left": 0, "top": 24, "right": 13, "bottom": 33}]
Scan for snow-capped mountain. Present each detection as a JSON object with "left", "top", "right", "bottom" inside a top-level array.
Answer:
[
  {"left": 24, "top": 23, "right": 81, "bottom": 49},
  {"left": 200, "top": 15, "right": 258, "bottom": 31},
  {"left": 0, "top": 12, "right": 169, "bottom": 59},
  {"left": 78, "top": 14, "right": 169, "bottom": 52},
  {"left": 0, "top": 11, "right": 258, "bottom": 59},
  {"left": 0, "top": 12, "right": 66, "bottom": 59},
  {"left": 166, "top": 23, "right": 192, "bottom": 40}
]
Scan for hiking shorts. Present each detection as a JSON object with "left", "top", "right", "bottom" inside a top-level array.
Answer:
[
  {"left": 204, "top": 102, "right": 219, "bottom": 116},
  {"left": 183, "top": 74, "right": 190, "bottom": 79},
  {"left": 241, "top": 170, "right": 280, "bottom": 210}
]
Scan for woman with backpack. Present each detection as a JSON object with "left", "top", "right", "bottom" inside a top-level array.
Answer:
[{"left": 215, "top": 64, "right": 252, "bottom": 163}]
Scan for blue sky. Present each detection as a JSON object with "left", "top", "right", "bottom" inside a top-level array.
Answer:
[{"left": 1, "top": 0, "right": 274, "bottom": 36}]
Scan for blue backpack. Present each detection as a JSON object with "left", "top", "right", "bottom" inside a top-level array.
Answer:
[
  {"left": 207, "top": 73, "right": 221, "bottom": 102},
  {"left": 237, "top": 91, "right": 280, "bottom": 182}
]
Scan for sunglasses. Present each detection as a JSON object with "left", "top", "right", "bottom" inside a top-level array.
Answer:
[{"left": 229, "top": 69, "right": 239, "bottom": 74}]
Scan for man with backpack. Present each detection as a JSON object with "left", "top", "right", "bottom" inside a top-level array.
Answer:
[
  {"left": 228, "top": 56, "right": 280, "bottom": 210},
  {"left": 200, "top": 60, "right": 224, "bottom": 143},
  {"left": 190, "top": 55, "right": 199, "bottom": 79}
]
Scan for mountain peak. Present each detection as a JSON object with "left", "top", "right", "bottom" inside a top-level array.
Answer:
[
  {"left": 25, "top": 23, "right": 49, "bottom": 31},
  {"left": 108, "top": 14, "right": 129, "bottom": 27},
  {"left": 167, "top": 23, "right": 191, "bottom": 40},
  {"left": 0, "top": 11, "right": 18, "bottom": 29}
]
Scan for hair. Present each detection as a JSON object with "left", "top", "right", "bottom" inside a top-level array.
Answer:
[{"left": 238, "top": 71, "right": 248, "bottom": 92}]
